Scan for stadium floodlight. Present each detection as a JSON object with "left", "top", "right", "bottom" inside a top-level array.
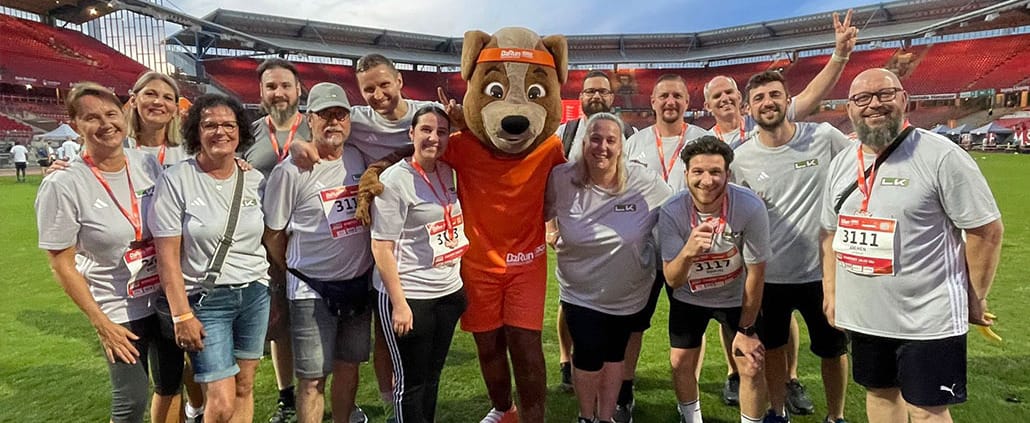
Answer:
[
  {"left": 88, "top": 7, "right": 98, "bottom": 15},
  {"left": 985, "top": 12, "right": 1001, "bottom": 21}
]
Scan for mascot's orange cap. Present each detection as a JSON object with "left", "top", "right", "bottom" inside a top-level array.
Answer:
[{"left": 476, "top": 47, "right": 556, "bottom": 68}]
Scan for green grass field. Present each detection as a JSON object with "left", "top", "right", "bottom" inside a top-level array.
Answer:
[{"left": 1, "top": 153, "right": 1029, "bottom": 422}]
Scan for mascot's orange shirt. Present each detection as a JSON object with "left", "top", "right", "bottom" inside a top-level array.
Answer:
[{"left": 442, "top": 131, "right": 566, "bottom": 275}]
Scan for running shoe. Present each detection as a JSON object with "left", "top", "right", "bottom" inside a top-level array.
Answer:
[
  {"left": 268, "top": 401, "right": 297, "bottom": 423},
  {"left": 350, "top": 406, "right": 368, "bottom": 423},
  {"left": 480, "top": 405, "right": 518, "bottom": 423},
  {"left": 560, "top": 362, "right": 574, "bottom": 392},
  {"left": 786, "top": 379, "right": 815, "bottom": 415},
  {"left": 763, "top": 409, "right": 790, "bottom": 423},
  {"left": 613, "top": 399, "right": 634, "bottom": 423},
  {"left": 823, "top": 417, "right": 848, "bottom": 423},
  {"left": 722, "top": 374, "right": 740, "bottom": 406}
]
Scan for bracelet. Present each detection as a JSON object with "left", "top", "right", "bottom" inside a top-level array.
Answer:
[
  {"left": 831, "top": 52, "right": 850, "bottom": 63},
  {"left": 172, "top": 312, "right": 195, "bottom": 324}
]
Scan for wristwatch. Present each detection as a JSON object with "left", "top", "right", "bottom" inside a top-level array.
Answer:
[{"left": 737, "top": 325, "right": 757, "bottom": 336}]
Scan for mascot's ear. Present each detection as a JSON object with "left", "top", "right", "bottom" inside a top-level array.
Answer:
[
  {"left": 542, "top": 35, "right": 569, "bottom": 85},
  {"left": 461, "top": 30, "right": 492, "bottom": 82}
]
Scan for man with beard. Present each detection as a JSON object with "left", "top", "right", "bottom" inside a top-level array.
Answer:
[
  {"left": 246, "top": 59, "right": 311, "bottom": 180},
  {"left": 556, "top": 70, "right": 635, "bottom": 161},
  {"left": 821, "top": 69, "right": 1003, "bottom": 423},
  {"left": 731, "top": 70, "right": 851, "bottom": 423},
  {"left": 659, "top": 136, "right": 771, "bottom": 423},
  {"left": 625, "top": 74, "right": 709, "bottom": 192},
  {"left": 263, "top": 83, "right": 372, "bottom": 423},
  {"left": 705, "top": 10, "right": 858, "bottom": 150}
]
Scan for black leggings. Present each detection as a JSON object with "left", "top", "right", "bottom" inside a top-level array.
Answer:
[
  {"left": 378, "top": 289, "right": 467, "bottom": 423},
  {"left": 107, "top": 313, "right": 184, "bottom": 423}
]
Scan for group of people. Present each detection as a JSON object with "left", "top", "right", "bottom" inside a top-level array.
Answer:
[{"left": 35, "top": 10, "right": 1004, "bottom": 423}]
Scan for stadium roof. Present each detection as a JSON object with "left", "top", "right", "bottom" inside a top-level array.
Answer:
[
  {"left": 1, "top": 0, "right": 120, "bottom": 24},
  {"left": 159, "top": 0, "right": 1030, "bottom": 66}
]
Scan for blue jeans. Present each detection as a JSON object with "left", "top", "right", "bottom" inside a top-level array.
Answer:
[{"left": 187, "top": 283, "right": 270, "bottom": 383}]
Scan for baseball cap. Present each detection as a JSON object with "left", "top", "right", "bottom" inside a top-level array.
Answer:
[{"left": 306, "top": 82, "right": 351, "bottom": 113}]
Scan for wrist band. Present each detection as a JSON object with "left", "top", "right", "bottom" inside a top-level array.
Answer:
[
  {"left": 172, "top": 312, "right": 195, "bottom": 324},
  {"left": 831, "top": 53, "right": 850, "bottom": 63}
]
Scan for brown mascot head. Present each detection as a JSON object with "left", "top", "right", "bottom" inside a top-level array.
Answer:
[{"left": 461, "top": 27, "right": 568, "bottom": 156}]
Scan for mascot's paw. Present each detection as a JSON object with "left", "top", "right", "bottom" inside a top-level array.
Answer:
[{"left": 356, "top": 167, "right": 385, "bottom": 226}]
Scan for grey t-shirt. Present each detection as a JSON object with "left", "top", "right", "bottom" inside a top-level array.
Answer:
[
  {"left": 731, "top": 122, "right": 852, "bottom": 284},
  {"left": 36, "top": 149, "right": 163, "bottom": 324},
  {"left": 148, "top": 158, "right": 270, "bottom": 291},
  {"left": 371, "top": 159, "right": 464, "bottom": 300},
  {"left": 624, "top": 123, "right": 709, "bottom": 192},
  {"left": 263, "top": 144, "right": 372, "bottom": 300},
  {"left": 546, "top": 162, "right": 672, "bottom": 315},
  {"left": 659, "top": 183, "right": 771, "bottom": 308},
  {"left": 348, "top": 99, "right": 438, "bottom": 165},
  {"left": 246, "top": 114, "right": 312, "bottom": 178},
  {"left": 821, "top": 128, "right": 1001, "bottom": 340}
]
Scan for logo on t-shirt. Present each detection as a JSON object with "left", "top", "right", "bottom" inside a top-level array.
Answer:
[
  {"left": 880, "top": 177, "right": 909, "bottom": 187},
  {"left": 614, "top": 204, "right": 637, "bottom": 212},
  {"left": 242, "top": 198, "right": 259, "bottom": 207},
  {"left": 793, "top": 159, "right": 819, "bottom": 169},
  {"left": 136, "top": 187, "right": 154, "bottom": 198}
]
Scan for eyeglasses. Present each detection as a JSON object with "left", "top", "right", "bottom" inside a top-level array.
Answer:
[
  {"left": 200, "top": 121, "right": 239, "bottom": 133},
  {"left": 314, "top": 109, "right": 350, "bottom": 122},
  {"left": 581, "top": 88, "right": 613, "bottom": 97},
  {"left": 849, "top": 87, "right": 904, "bottom": 107}
]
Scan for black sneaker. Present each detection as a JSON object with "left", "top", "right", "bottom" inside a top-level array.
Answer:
[
  {"left": 722, "top": 374, "right": 740, "bottom": 406},
  {"left": 785, "top": 379, "right": 815, "bottom": 415},
  {"left": 560, "top": 362, "right": 574, "bottom": 392},
  {"left": 268, "top": 401, "right": 297, "bottom": 423},
  {"left": 763, "top": 410, "right": 790, "bottom": 423}
]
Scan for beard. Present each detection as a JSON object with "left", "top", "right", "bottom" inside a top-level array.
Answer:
[
  {"left": 265, "top": 102, "right": 299, "bottom": 126},
  {"left": 854, "top": 114, "right": 902, "bottom": 150},
  {"left": 754, "top": 105, "right": 786, "bottom": 130},
  {"left": 582, "top": 100, "right": 609, "bottom": 116}
]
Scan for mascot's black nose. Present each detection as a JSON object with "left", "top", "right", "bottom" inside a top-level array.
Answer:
[{"left": 501, "top": 115, "right": 530, "bottom": 134}]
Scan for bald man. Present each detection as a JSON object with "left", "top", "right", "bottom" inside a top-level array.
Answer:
[{"left": 821, "top": 68, "right": 1004, "bottom": 423}]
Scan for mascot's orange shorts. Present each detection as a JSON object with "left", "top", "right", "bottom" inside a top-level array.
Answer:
[{"left": 460, "top": 264, "right": 547, "bottom": 333}]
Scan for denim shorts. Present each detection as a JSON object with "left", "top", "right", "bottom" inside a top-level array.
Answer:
[
  {"left": 290, "top": 296, "right": 372, "bottom": 379},
  {"left": 187, "top": 282, "right": 270, "bottom": 383}
]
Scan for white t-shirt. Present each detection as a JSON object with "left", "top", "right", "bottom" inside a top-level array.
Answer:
[
  {"left": 371, "top": 159, "right": 464, "bottom": 300},
  {"left": 348, "top": 99, "right": 439, "bottom": 166},
  {"left": 263, "top": 144, "right": 373, "bottom": 300},
  {"left": 60, "top": 140, "right": 81, "bottom": 160},
  {"left": 624, "top": 123, "right": 709, "bottom": 192},
  {"left": 546, "top": 162, "right": 672, "bottom": 315},
  {"left": 11, "top": 145, "right": 29, "bottom": 163},
  {"left": 148, "top": 158, "right": 270, "bottom": 291},
  {"left": 36, "top": 149, "right": 163, "bottom": 323}
]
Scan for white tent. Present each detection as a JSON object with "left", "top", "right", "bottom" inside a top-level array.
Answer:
[{"left": 35, "top": 124, "right": 78, "bottom": 142}]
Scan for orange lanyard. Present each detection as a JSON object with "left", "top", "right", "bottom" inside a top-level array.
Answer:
[
  {"left": 715, "top": 119, "right": 746, "bottom": 145},
  {"left": 267, "top": 114, "right": 302, "bottom": 163},
  {"left": 411, "top": 159, "right": 456, "bottom": 236},
  {"left": 689, "top": 192, "right": 729, "bottom": 234},
  {"left": 654, "top": 123, "right": 687, "bottom": 182},
  {"left": 136, "top": 144, "right": 166, "bottom": 166},
  {"left": 82, "top": 154, "right": 143, "bottom": 242},
  {"left": 855, "top": 122, "right": 911, "bottom": 213}
]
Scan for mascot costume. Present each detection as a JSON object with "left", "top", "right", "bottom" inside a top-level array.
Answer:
[{"left": 357, "top": 27, "right": 568, "bottom": 422}]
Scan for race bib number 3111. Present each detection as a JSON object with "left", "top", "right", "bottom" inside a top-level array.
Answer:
[
  {"left": 832, "top": 214, "right": 897, "bottom": 275},
  {"left": 320, "top": 185, "right": 366, "bottom": 239}
]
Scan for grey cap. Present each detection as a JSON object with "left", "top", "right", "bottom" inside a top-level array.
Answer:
[{"left": 306, "top": 82, "right": 351, "bottom": 113}]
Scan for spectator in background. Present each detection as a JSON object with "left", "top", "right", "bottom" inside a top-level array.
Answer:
[
  {"left": 11, "top": 140, "right": 29, "bottom": 182},
  {"left": 60, "top": 136, "right": 81, "bottom": 160}
]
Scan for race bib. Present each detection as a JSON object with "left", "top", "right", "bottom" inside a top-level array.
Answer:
[
  {"left": 832, "top": 214, "right": 897, "bottom": 275},
  {"left": 687, "top": 245, "right": 744, "bottom": 292},
  {"left": 124, "top": 241, "right": 160, "bottom": 298},
  {"left": 320, "top": 185, "right": 365, "bottom": 239},
  {"left": 425, "top": 213, "right": 469, "bottom": 267}
]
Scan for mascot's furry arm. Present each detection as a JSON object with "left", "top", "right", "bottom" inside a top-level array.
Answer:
[{"left": 354, "top": 145, "right": 414, "bottom": 226}]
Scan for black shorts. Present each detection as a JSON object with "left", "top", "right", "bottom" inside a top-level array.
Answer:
[
  {"left": 668, "top": 297, "right": 764, "bottom": 349},
  {"left": 850, "top": 331, "right": 967, "bottom": 407},
  {"left": 562, "top": 301, "right": 634, "bottom": 372},
  {"left": 15, "top": 162, "right": 26, "bottom": 170},
  {"left": 761, "top": 281, "right": 848, "bottom": 358},
  {"left": 627, "top": 269, "right": 667, "bottom": 332}
]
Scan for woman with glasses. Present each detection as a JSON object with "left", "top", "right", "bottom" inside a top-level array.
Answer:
[
  {"left": 36, "top": 82, "right": 182, "bottom": 423},
  {"left": 149, "top": 94, "right": 270, "bottom": 423}
]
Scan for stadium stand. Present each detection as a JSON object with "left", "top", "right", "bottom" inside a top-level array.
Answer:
[{"left": 906, "top": 34, "right": 1030, "bottom": 94}]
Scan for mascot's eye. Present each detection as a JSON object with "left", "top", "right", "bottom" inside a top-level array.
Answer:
[
  {"left": 527, "top": 84, "right": 546, "bottom": 100},
  {"left": 485, "top": 82, "right": 505, "bottom": 99}
]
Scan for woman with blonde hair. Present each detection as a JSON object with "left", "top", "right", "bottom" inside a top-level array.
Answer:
[{"left": 126, "top": 71, "right": 188, "bottom": 167}]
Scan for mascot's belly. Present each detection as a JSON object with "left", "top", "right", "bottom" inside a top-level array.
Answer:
[{"left": 443, "top": 131, "right": 565, "bottom": 274}]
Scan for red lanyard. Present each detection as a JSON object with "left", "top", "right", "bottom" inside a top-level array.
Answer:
[
  {"left": 689, "top": 191, "right": 729, "bottom": 234},
  {"left": 411, "top": 159, "right": 456, "bottom": 236},
  {"left": 267, "top": 114, "right": 302, "bottom": 163},
  {"left": 654, "top": 123, "right": 688, "bottom": 182},
  {"left": 136, "top": 144, "right": 166, "bottom": 166},
  {"left": 855, "top": 122, "right": 911, "bottom": 213},
  {"left": 82, "top": 154, "right": 143, "bottom": 242},
  {"left": 714, "top": 119, "right": 746, "bottom": 145}
]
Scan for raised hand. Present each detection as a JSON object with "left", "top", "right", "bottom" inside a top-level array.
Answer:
[
  {"left": 833, "top": 9, "right": 859, "bottom": 57},
  {"left": 438, "top": 87, "right": 466, "bottom": 131}
]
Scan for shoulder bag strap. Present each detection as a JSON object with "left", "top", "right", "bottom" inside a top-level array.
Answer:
[
  {"left": 201, "top": 163, "right": 246, "bottom": 290},
  {"left": 833, "top": 126, "right": 916, "bottom": 214}
]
